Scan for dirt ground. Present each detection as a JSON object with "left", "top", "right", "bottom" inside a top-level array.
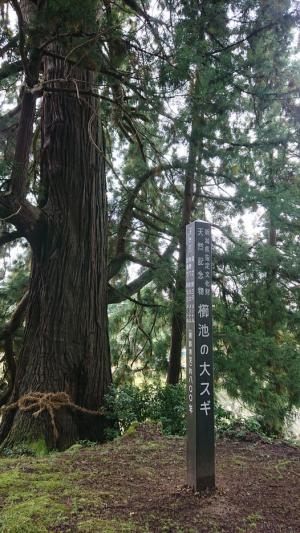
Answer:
[{"left": 0, "top": 423, "right": 299, "bottom": 532}]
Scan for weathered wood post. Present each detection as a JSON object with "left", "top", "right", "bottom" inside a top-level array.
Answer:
[{"left": 186, "top": 220, "right": 215, "bottom": 491}]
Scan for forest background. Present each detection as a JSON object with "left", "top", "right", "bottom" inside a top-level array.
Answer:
[{"left": 0, "top": 0, "right": 299, "bottom": 450}]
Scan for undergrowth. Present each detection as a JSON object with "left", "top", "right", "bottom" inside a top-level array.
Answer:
[{"left": 104, "top": 383, "right": 292, "bottom": 444}]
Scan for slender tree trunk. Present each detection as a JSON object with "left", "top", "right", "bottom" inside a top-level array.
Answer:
[
  {"left": 167, "top": 111, "right": 201, "bottom": 384},
  {"left": 166, "top": 0, "right": 209, "bottom": 383},
  {"left": 265, "top": 204, "right": 278, "bottom": 336},
  {"left": 261, "top": 179, "right": 283, "bottom": 434},
  {"left": 0, "top": 52, "right": 112, "bottom": 450}
]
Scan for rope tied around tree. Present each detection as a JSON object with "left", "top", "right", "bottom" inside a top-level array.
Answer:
[{"left": 0, "top": 392, "right": 105, "bottom": 442}]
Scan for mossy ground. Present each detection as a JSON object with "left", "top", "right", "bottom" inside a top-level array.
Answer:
[{"left": 0, "top": 423, "right": 299, "bottom": 532}]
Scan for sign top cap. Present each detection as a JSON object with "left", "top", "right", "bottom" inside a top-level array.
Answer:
[{"left": 188, "top": 219, "right": 211, "bottom": 225}]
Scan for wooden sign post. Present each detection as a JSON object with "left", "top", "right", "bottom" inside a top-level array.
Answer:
[{"left": 186, "top": 220, "right": 215, "bottom": 491}]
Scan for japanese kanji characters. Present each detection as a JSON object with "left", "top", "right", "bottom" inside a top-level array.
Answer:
[
  {"left": 198, "top": 324, "right": 209, "bottom": 337},
  {"left": 198, "top": 304, "right": 209, "bottom": 318},
  {"left": 200, "top": 362, "right": 210, "bottom": 376}
]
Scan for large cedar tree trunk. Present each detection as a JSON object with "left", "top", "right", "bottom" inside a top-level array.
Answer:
[{"left": 0, "top": 52, "right": 112, "bottom": 450}]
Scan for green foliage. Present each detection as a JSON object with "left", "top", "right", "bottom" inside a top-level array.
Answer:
[
  {"left": 76, "top": 439, "right": 98, "bottom": 448},
  {"left": 0, "top": 458, "right": 69, "bottom": 532},
  {"left": 33, "top": 0, "right": 99, "bottom": 36},
  {"left": 105, "top": 382, "right": 187, "bottom": 437},
  {"left": 2, "top": 438, "right": 49, "bottom": 458},
  {"left": 105, "top": 382, "right": 297, "bottom": 443},
  {"left": 214, "top": 272, "right": 300, "bottom": 436},
  {"left": 109, "top": 287, "right": 171, "bottom": 383},
  {"left": 153, "top": 383, "right": 187, "bottom": 436},
  {"left": 215, "top": 407, "right": 274, "bottom": 442},
  {"left": 0, "top": 255, "right": 29, "bottom": 323},
  {"left": 77, "top": 519, "right": 136, "bottom": 532},
  {"left": 1, "top": 0, "right": 299, "bottom": 447},
  {"left": 0, "top": 496, "right": 67, "bottom": 533},
  {"left": 106, "top": 0, "right": 299, "bottom": 439}
]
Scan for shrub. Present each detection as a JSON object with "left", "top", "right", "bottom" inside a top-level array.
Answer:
[
  {"left": 105, "top": 382, "right": 186, "bottom": 437},
  {"left": 105, "top": 383, "right": 283, "bottom": 442}
]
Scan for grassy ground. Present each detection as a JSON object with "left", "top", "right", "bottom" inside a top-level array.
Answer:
[{"left": 0, "top": 423, "right": 299, "bottom": 532}]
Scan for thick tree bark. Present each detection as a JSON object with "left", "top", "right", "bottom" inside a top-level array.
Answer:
[{"left": 0, "top": 52, "right": 111, "bottom": 450}]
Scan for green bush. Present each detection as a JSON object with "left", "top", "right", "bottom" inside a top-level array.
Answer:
[
  {"left": 152, "top": 383, "right": 186, "bottom": 436},
  {"left": 105, "top": 383, "right": 186, "bottom": 437},
  {"left": 105, "top": 382, "right": 281, "bottom": 442}
]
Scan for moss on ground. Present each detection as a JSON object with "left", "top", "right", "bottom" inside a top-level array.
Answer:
[
  {"left": 2, "top": 438, "right": 49, "bottom": 458},
  {"left": 0, "top": 446, "right": 128, "bottom": 532},
  {"left": 0, "top": 496, "right": 67, "bottom": 533},
  {"left": 0, "top": 456, "right": 70, "bottom": 532},
  {"left": 77, "top": 518, "right": 137, "bottom": 532},
  {"left": 0, "top": 425, "right": 298, "bottom": 533},
  {"left": 27, "top": 439, "right": 49, "bottom": 456}
]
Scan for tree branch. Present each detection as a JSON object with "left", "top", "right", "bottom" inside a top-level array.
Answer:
[
  {"left": 0, "top": 104, "right": 22, "bottom": 126},
  {"left": 0, "top": 60, "right": 23, "bottom": 82},
  {"left": 120, "top": 253, "right": 153, "bottom": 269},
  {"left": 108, "top": 270, "right": 155, "bottom": 304},
  {"left": 0, "top": 73, "right": 43, "bottom": 239},
  {"left": 0, "top": 34, "right": 19, "bottom": 58},
  {"left": 0, "top": 291, "right": 28, "bottom": 406},
  {"left": 10, "top": 90, "right": 36, "bottom": 198},
  {"left": 10, "top": 0, "right": 30, "bottom": 78},
  {"left": 132, "top": 209, "right": 173, "bottom": 236},
  {"left": 207, "top": 12, "right": 296, "bottom": 57},
  {"left": 0, "top": 337, "right": 15, "bottom": 407},
  {"left": 108, "top": 239, "right": 176, "bottom": 303},
  {"left": 109, "top": 163, "right": 180, "bottom": 280},
  {"left": 0, "top": 291, "right": 29, "bottom": 342},
  {"left": 0, "top": 195, "right": 42, "bottom": 247},
  {"left": 0, "top": 230, "right": 22, "bottom": 247},
  {"left": 133, "top": 203, "right": 175, "bottom": 229},
  {"left": 0, "top": 105, "right": 21, "bottom": 146}
]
